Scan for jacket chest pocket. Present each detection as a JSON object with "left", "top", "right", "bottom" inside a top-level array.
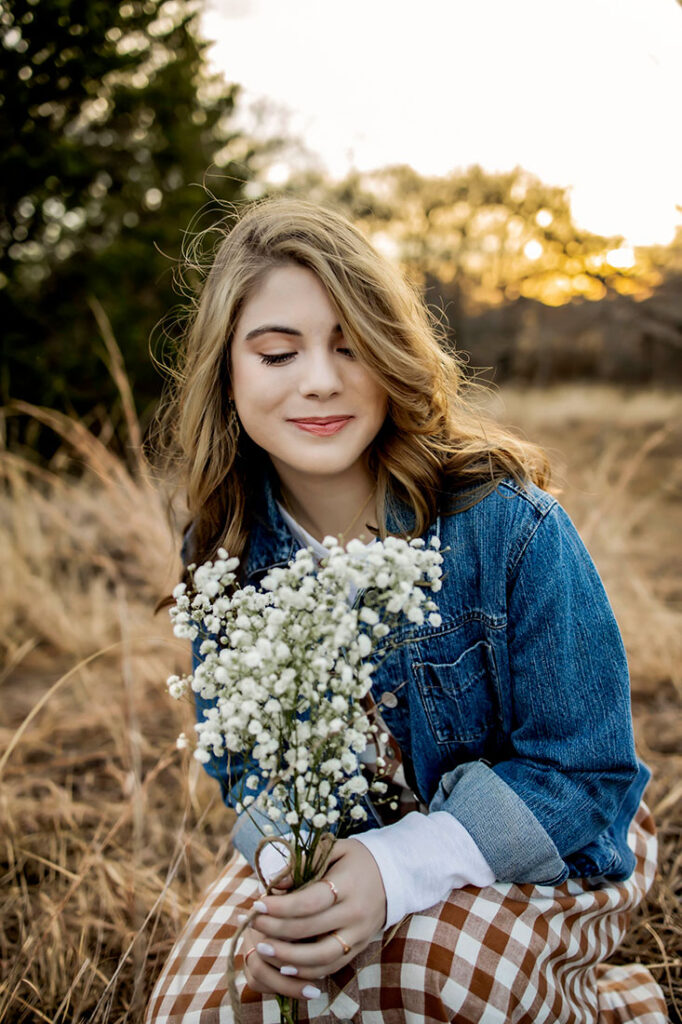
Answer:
[{"left": 412, "top": 639, "right": 499, "bottom": 746}]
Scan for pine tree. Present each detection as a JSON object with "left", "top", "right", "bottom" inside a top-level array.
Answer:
[{"left": 0, "top": 0, "right": 257, "bottom": 448}]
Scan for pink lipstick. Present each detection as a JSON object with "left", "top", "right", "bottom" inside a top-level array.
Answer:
[{"left": 289, "top": 416, "right": 352, "bottom": 436}]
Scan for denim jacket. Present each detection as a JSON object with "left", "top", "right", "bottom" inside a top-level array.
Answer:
[{"left": 188, "top": 473, "right": 649, "bottom": 886}]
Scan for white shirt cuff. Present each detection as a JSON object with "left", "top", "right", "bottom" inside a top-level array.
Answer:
[{"left": 352, "top": 811, "right": 496, "bottom": 928}]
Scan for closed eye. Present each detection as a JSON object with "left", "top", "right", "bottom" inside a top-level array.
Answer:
[
  {"left": 259, "top": 348, "right": 356, "bottom": 366},
  {"left": 260, "top": 352, "right": 294, "bottom": 365}
]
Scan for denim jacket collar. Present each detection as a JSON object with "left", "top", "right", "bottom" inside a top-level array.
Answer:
[
  {"left": 243, "top": 471, "right": 298, "bottom": 582},
  {"left": 244, "top": 466, "right": 435, "bottom": 583}
]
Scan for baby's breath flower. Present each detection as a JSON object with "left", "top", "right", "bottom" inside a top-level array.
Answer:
[
  {"left": 166, "top": 674, "right": 188, "bottom": 699},
  {"left": 342, "top": 775, "right": 368, "bottom": 796},
  {"left": 166, "top": 532, "right": 442, "bottom": 844},
  {"left": 356, "top": 634, "right": 372, "bottom": 657}
]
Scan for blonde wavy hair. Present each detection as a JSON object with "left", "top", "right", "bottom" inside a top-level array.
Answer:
[{"left": 157, "top": 195, "right": 551, "bottom": 576}]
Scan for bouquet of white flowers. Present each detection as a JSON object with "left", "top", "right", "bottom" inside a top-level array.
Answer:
[{"left": 166, "top": 532, "right": 443, "bottom": 1023}]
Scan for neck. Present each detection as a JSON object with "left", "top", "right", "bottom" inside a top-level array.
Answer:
[{"left": 276, "top": 469, "right": 379, "bottom": 544}]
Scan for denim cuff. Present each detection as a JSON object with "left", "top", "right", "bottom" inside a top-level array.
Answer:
[
  {"left": 429, "top": 760, "right": 568, "bottom": 884},
  {"left": 229, "top": 806, "right": 291, "bottom": 869}
]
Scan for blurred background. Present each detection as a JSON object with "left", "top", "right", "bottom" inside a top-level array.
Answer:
[{"left": 1, "top": 1, "right": 681, "bottom": 1021}]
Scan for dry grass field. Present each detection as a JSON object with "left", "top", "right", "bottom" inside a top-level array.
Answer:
[{"left": 1, "top": 383, "right": 681, "bottom": 1023}]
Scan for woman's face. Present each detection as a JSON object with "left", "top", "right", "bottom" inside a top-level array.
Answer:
[{"left": 230, "top": 264, "right": 388, "bottom": 486}]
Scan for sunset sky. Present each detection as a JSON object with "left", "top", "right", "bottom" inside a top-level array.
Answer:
[{"left": 200, "top": 0, "right": 682, "bottom": 246}]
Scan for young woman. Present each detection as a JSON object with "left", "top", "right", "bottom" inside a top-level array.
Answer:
[{"left": 146, "top": 197, "right": 667, "bottom": 1023}]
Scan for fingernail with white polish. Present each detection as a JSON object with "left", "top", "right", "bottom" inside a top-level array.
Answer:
[
  {"left": 280, "top": 965, "right": 298, "bottom": 976},
  {"left": 253, "top": 900, "right": 268, "bottom": 914},
  {"left": 256, "top": 942, "right": 275, "bottom": 957},
  {"left": 302, "top": 985, "right": 321, "bottom": 1000},
  {"left": 237, "top": 913, "right": 248, "bottom": 923}
]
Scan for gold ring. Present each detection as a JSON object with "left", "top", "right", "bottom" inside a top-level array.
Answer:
[
  {"left": 244, "top": 946, "right": 257, "bottom": 966},
  {"left": 331, "top": 931, "right": 351, "bottom": 956},
  {"left": 322, "top": 878, "right": 339, "bottom": 905}
]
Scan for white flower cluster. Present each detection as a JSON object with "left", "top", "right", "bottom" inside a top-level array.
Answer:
[{"left": 167, "top": 536, "right": 443, "bottom": 840}]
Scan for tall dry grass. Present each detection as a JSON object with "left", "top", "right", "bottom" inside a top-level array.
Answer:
[
  {"left": 1, "top": 316, "right": 234, "bottom": 1022},
  {"left": 1, "top": 367, "right": 681, "bottom": 1021}
]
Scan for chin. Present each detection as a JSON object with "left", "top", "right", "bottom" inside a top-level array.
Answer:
[
  {"left": 272, "top": 452, "right": 362, "bottom": 478},
  {"left": 295, "top": 458, "right": 358, "bottom": 477}
]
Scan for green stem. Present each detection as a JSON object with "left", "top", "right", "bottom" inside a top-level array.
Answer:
[{"left": 277, "top": 994, "right": 299, "bottom": 1023}]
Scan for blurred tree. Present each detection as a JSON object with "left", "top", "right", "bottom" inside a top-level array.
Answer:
[
  {"left": 0, "top": 0, "right": 264, "bottom": 452},
  {"left": 271, "top": 164, "right": 676, "bottom": 383},
  {"left": 280, "top": 164, "right": 660, "bottom": 314}
]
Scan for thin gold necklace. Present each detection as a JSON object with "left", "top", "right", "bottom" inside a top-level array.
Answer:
[{"left": 281, "top": 485, "right": 377, "bottom": 542}]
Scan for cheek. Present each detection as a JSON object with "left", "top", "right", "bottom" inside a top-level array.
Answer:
[
  {"left": 232, "top": 360, "right": 278, "bottom": 412},
  {"left": 352, "top": 367, "right": 388, "bottom": 411},
  {"left": 366, "top": 383, "right": 389, "bottom": 423}
]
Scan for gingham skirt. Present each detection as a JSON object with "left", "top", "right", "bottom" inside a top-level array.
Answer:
[{"left": 146, "top": 802, "right": 667, "bottom": 1023}]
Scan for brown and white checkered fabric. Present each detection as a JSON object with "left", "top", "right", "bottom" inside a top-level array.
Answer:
[{"left": 146, "top": 802, "right": 667, "bottom": 1023}]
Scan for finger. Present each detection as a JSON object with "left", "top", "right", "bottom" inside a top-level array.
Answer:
[
  {"left": 251, "top": 879, "right": 343, "bottom": 941},
  {"left": 251, "top": 939, "right": 328, "bottom": 980},
  {"left": 270, "top": 872, "right": 294, "bottom": 893},
  {"left": 318, "top": 877, "right": 340, "bottom": 908},
  {"left": 325, "top": 840, "right": 347, "bottom": 866},
  {"left": 253, "top": 877, "right": 340, "bottom": 922},
  {"left": 244, "top": 950, "right": 324, "bottom": 1001},
  {"left": 253, "top": 905, "right": 340, "bottom": 942},
  {"left": 252, "top": 931, "right": 356, "bottom": 973}
]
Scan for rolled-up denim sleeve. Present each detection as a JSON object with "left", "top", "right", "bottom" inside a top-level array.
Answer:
[{"left": 431, "top": 501, "right": 639, "bottom": 884}]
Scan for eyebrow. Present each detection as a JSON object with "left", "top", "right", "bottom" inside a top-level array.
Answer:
[{"left": 244, "top": 323, "right": 342, "bottom": 341}]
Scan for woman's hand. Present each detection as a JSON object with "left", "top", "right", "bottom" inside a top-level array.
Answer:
[{"left": 241, "top": 838, "right": 386, "bottom": 999}]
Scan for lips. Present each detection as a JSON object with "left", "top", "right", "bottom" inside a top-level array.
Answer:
[
  {"left": 289, "top": 416, "right": 353, "bottom": 436},
  {"left": 288, "top": 416, "right": 353, "bottom": 424}
]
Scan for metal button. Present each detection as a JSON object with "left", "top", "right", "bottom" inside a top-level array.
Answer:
[
  {"left": 385, "top": 746, "right": 395, "bottom": 759},
  {"left": 381, "top": 690, "right": 398, "bottom": 709}
]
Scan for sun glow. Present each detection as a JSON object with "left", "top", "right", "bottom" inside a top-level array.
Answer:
[
  {"left": 606, "top": 247, "right": 636, "bottom": 270},
  {"left": 524, "top": 240, "right": 543, "bottom": 261}
]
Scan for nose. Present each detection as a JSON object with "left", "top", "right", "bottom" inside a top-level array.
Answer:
[{"left": 298, "top": 347, "right": 343, "bottom": 399}]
